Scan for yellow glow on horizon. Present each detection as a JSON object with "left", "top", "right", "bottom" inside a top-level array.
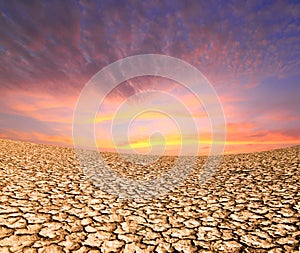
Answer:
[
  {"left": 224, "top": 140, "right": 300, "bottom": 145},
  {"left": 114, "top": 138, "right": 300, "bottom": 151},
  {"left": 94, "top": 111, "right": 170, "bottom": 124}
]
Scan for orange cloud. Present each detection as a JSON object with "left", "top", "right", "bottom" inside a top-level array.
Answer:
[{"left": 1, "top": 87, "right": 76, "bottom": 124}]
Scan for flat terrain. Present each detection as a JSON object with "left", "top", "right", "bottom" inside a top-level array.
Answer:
[{"left": 0, "top": 138, "right": 299, "bottom": 252}]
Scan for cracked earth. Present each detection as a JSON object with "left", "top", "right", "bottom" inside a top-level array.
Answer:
[{"left": 0, "top": 138, "right": 299, "bottom": 252}]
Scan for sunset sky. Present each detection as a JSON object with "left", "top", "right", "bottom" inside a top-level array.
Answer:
[{"left": 0, "top": 0, "right": 300, "bottom": 155}]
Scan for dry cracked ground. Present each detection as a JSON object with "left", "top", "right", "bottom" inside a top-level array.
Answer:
[{"left": 0, "top": 138, "right": 299, "bottom": 253}]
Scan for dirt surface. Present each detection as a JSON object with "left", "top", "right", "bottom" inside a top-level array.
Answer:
[{"left": 0, "top": 138, "right": 299, "bottom": 252}]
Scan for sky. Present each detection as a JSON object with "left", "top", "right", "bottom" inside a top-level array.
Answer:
[{"left": 0, "top": 0, "right": 300, "bottom": 155}]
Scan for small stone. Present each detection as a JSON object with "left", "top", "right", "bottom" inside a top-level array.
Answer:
[
  {"left": 212, "top": 240, "right": 243, "bottom": 252},
  {"left": 38, "top": 244, "right": 64, "bottom": 253},
  {"left": 83, "top": 231, "right": 111, "bottom": 247},
  {"left": 183, "top": 219, "right": 201, "bottom": 228},
  {"left": 172, "top": 239, "right": 198, "bottom": 252},
  {"left": 84, "top": 225, "right": 97, "bottom": 233},
  {"left": 101, "top": 240, "right": 124, "bottom": 252},
  {"left": 241, "top": 234, "right": 274, "bottom": 249},
  {"left": 0, "top": 226, "right": 13, "bottom": 239}
]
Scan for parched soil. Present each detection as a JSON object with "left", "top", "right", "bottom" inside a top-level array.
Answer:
[{"left": 0, "top": 138, "right": 299, "bottom": 252}]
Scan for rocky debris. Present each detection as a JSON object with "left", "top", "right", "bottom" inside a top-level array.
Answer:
[{"left": 0, "top": 138, "right": 299, "bottom": 252}]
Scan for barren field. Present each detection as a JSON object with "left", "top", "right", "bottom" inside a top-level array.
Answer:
[{"left": 0, "top": 138, "right": 299, "bottom": 252}]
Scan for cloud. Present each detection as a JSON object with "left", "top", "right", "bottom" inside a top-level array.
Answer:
[
  {"left": 1, "top": 0, "right": 299, "bottom": 92},
  {"left": 0, "top": 0, "right": 299, "bottom": 154}
]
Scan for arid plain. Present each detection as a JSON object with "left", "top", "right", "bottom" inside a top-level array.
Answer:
[{"left": 0, "top": 138, "right": 299, "bottom": 252}]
